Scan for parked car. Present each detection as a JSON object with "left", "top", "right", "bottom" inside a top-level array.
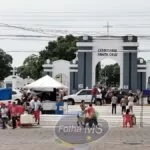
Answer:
[{"left": 63, "top": 89, "right": 102, "bottom": 105}]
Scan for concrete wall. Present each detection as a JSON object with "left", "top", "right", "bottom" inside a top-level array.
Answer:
[
  {"left": 77, "top": 36, "right": 93, "bottom": 90},
  {"left": 123, "top": 35, "right": 138, "bottom": 90},
  {"left": 146, "top": 61, "right": 150, "bottom": 89},
  {"left": 70, "top": 72, "right": 78, "bottom": 94}
]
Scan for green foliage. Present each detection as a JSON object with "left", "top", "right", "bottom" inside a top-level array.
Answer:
[
  {"left": 18, "top": 54, "right": 42, "bottom": 79},
  {"left": 39, "top": 35, "right": 77, "bottom": 61},
  {"left": 18, "top": 35, "right": 78, "bottom": 79},
  {"left": 100, "top": 63, "right": 120, "bottom": 86},
  {"left": 0, "top": 49, "right": 13, "bottom": 80}
]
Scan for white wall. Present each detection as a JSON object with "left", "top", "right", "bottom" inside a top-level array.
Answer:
[
  {"left": 4, "top": 75, "right": 24, "bottom": 89},
  {"left": 52, "top": 60, "right": 70, "bottom": 94}
]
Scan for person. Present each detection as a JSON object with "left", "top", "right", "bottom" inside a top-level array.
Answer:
[
  {"left": 84, "top": 103, "right": 97, "bottom": 128},
  {"left": 123, "top": 109, "right": 133, "bottom": 128},
  {"left": 120, "top": 96, "right": 126, "bottom": 114},
  {"left": 128, "top": 93, "right": 134, "bottom": 113},
  {"left": 33, "top": 96, "right": 41, "bottom": 125},
  {"left": 55, "top": 97, "right": 64, "bottom": 115},
  {"left": 111, "top": 93, "right": 118, "bottom": 115},
  {"left": 91, "top": 86, "right": 98, "bottom": 103},
  {"left": 80, "top": 100, "right": 87, "bottom": 112},
  {"left": 7, "top": 101, "right": 12, "bottom": 121},
  {"left": 1, "top": 103, "right": 8, "bottom": 129},
  {"left": 30, "top": 96, "right": 35, "bottom": 112},
  {"left": 16, "top": 103, "right": 25, "bottom": 127},
  {"left": 10, "top": 102, "right": 18, "bottom": 129},
  {"left": 97, "top": 87, "right": 103, "bottom": 105},
  {"left": 77, "top": 100, "right": 87, "bottom": 126},
  {"left": 26, "top": 102, "right": 33, "bottom": 114},
  {"left": 124, "top": 95, "right": 129, "bottom": 106}
]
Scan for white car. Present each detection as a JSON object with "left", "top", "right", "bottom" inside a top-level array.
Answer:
[
  {"left": 12, "top": 89, "right": 22, "bottom": 101},
  {"left": 63, "top": 89, "right": 102, "bottom": 105}
]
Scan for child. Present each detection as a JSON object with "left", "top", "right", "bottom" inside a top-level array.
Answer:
[{"left": 123, "top": 109, "right": 133, "bottom": 128}]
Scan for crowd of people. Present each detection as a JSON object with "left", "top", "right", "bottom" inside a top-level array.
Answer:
[
  {"left": 0, "top": 88, "right": 67, "bottom": 129},
  {"left": 0, "top": 86, "right": 141, "bottom": 129},
  {"left": 91, "top": 85, "right": 141, "bottom": 114},
  {"left": 77, "top": 87, "right": 138, "bottom": 128},
  {"left": 77, "top": 100, "right": 98, "bottom": 128},
  {"left": 0, "top": 92, "right": 42, "bottom": 129}
]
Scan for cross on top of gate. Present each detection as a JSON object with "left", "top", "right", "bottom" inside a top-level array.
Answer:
[
  {"left": 11, "top": 67, "right": 17, "bottom": 76},
  {"left": 103, "top": 22, "right": 113, "bottom": 36}
]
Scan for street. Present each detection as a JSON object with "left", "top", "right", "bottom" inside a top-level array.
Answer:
[{"left": 0, "top": 127, "right": 150, "bottom": 150}]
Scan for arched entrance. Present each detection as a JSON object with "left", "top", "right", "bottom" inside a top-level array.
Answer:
[
  {"left": 77, "top": 35, "right": 138, "bottom": 91},
  {"left": 91, "top": 38, "right": 124, "bottom": 89},
  {"left": 95, "top": 58, "right": 120, "bottom": 87}
]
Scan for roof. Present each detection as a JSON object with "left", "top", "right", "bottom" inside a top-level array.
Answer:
[{"left": 24, "top": 75, "right": 68, "bottom": 91}]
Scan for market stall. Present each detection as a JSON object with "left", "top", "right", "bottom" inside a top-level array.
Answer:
[{"left": 24, "top": 75, "right": 68, "bottom": 114}]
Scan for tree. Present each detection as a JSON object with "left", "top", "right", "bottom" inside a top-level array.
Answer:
[
  {"left": 39, "top": 35, "right": 77, "bottom": 61},
  {"left": 18, "top": 35, "right": 78, "bottom": 79},
  {"left": 18, "top": 54, "right": 42, "bottom": 79},
  {"left": 100, "top": 63, "right": 120, "bottom": 86},
  {"left": 0, "top": 49, "right": 13, "bottom": 80}
]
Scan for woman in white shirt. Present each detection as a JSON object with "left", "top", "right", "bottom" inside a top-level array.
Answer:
[{"left": 128, "top": 93, "right": 134, "bottom": 113}]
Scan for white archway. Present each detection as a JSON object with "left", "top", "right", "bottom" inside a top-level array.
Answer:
[
  {"left": 92, "top": 44, "right": 124, "bottom": 89},
  {"left": 95, "top": 58, "right": 121, "bottom": 87}
]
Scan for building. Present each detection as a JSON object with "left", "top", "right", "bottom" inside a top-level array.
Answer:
[{"left": 43, "top": 35, "right": 150, "bottom": 93}]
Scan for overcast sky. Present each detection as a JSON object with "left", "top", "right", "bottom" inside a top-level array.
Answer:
[{"left": 0, "top": 0, "right": 150, "bottom": 67}]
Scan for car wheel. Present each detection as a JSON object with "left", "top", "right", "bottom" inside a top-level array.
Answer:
[{"left": 68, "top": 99, "right": 74, "bottom": 105}]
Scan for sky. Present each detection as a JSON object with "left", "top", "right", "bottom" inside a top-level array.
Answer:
[{"left": 0, "top": 0, "right": 150, "bottom": 67}]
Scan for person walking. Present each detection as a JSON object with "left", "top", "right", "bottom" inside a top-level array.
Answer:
[
  {"left": 111, "top": 93, "right": 118, "bottom": 115},
  {"left": 120, "top": 96, "right": 126, "bottom": 114},
  {"left": 7, "top": 101, "right": 12, "bottom": 121},
  {"left": 1, "top": 103, "right": 8, "bottom": 129},
  {"left": 91, "top": 86, "right": 98, "bottom": 103},
  {"left": 33, "top": 96, "right": 41, "bottom": 125},
  {"left": 128, "top": 93, "right": 134, "bottom": 113},
  {"left": 77, "top": 100, "right": 87, "bottom": 126},
  {"left": 10, "top": 102, "right": 18, "bottom": 129}
]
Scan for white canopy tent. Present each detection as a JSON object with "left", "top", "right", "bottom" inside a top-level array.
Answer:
[{"left": 24, "top": 75, "right": 68, "bottom": 91}]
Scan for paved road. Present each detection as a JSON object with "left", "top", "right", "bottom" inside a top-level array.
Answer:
[{"left": 0, "top": 127, "right": 150, "bottom": 150}]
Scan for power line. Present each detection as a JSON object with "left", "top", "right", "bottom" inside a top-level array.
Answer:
[
  {"left": 2, "top": 23, "right": 150, "bottom": 30},
  {"left": 4, "top": 49, "right": 150, "bottom": 53},
  {"left": 1, "top": 10, "right": 150, "bottom": 14},
  {"left": 6, "top": 50, "right": 40, "bottom": 53},
  {"left": 0, "top": 34, "right": 57, "bottom": 38},
  {"left": 0, "top": 23, "right": 49, "bottom": 35}
]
